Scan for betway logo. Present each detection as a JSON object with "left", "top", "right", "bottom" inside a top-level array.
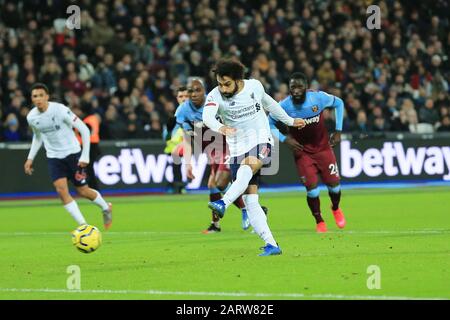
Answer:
[
  {"left": 341, "top": 141, "right": 450, "bottom": 180},
  {"left": 304, "top": 115, "right": 320, "bottom": 125},
  {"left": 93, "top": 148, "right": 208, "bottom": 188}
]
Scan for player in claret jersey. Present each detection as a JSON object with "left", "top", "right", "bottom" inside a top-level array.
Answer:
[{"left": 269, "top": 72, "right": 346, "bottom": 233}]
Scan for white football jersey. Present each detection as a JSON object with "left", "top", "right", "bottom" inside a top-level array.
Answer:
[
  {"left": 27, "top": 102, "right": 82, "bottom": 159},
  {"left": 205, "top": 79, "right": 276, "bottom": 156}
]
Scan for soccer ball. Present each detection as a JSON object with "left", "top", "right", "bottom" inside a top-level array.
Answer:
[{"left": 71, "top": 225, "right": 102, "bottom": 253}]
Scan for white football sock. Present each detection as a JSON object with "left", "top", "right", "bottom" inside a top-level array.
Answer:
[
  {"left": 222, "top": 165, "right": 253, "bottom": 208},
  {"left": 64, "top": 200, "right": 87, "bottom": 225},
  {"left": 91, "top": 190, "right": 109, "bottom": 211},
  {"left": 243, "top": 194, "right": 277, "bottom": 247}
]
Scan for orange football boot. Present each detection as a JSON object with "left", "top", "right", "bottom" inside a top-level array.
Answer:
[
  {"left": 331, "top": 207, "right": 346, "bottom": 229},
  {"left": 316, "top": 221, "right": 327, "bottom": 233}
]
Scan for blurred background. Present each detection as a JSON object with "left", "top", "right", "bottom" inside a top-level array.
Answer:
[{"left": 0, "top": 0, "right": 449, "bottom": 196}]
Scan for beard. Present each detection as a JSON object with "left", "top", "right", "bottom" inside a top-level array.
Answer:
[
  {"left": 292, "top": 93, "right": 306, "bottom": 105},
  {"left": 220, "top": 81, "right": 239, "bottom": 99}
]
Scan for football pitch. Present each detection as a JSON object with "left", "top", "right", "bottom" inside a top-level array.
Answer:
[{"left": 0, "top": 186, "right": 449, "bottom": 300}]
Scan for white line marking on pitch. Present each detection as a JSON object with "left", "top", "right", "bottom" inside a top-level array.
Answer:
[
  {"left": 0, "top": 288, "right": 447, "bottom": 300},
  {"left": 0, "top": 230, "right": 448, "bottom": 236}
]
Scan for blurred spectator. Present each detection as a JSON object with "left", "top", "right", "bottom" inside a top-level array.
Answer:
[
  {"left": 102, "top": 104, "right": 127, "bottom": 139},
  {"left": 3, "top": 113, "right": 21, "bottom": 141},
  {"left": 369, "top": 106, "right": 391, "bottom": 132},
  {"left": 419, "top": 99, "right": 440, "bottom": 125},
  {"left": 399, "top": 99, "right": 420, "bottom": 133},
  {"left": 351, "top": 110, "right": 369, "bottom": 137},
  {"left": 317, "top": 60, "right": 335, "bottom": 88},
  {"left": 437, "top": 116, "right": 450, "bottom": 132},
  {"left": 0, "top": 0, "right": 448, "bottom": 142},
  {"left": 78, "top": 54, "right": 95, "bottom": 82}
]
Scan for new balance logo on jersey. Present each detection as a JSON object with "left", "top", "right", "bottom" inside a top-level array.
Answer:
[{"left": 304, "top": 115, "right": 320, "bottom": 125}]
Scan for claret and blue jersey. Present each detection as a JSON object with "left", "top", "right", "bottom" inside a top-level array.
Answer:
[
  {"left": 269, "top": 90, "right": 344, "bottom": 154},
  {"left": 174, "top": 97, "right": 225, "bottom": 152},
  {"left": 174, "top": 99, "right": 205, "bottom": 133}
]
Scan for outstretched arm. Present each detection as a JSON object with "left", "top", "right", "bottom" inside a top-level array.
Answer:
[
  {"left": 202, "top": 102, "right": 236, "bottom": 136},
  {"left": 262, "top": 93, "right": 294, "bottom": 126},
  {"left": 268, "top": 114, "right": 303, "bottom": 152},
  {"left": 27, "top": 126, "right": 43, "bottom": 161},
  {"left": 262, "top": 93, "right": 305, "bottom": 128},
  {"left": 25, "top": 126, "right": 43, "bottom": 175},
  {"left": 268, "top": 115, "right": 287, "bottom": 143}
]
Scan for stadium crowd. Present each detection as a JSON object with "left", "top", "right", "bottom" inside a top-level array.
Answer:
[{"left": 0, "top": 0, "right": 449, "bottom": 142}]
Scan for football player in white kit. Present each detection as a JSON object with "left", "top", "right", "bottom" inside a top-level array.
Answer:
[
  {"left": 24, "top": 83, "right": 112, "bottom": 229},
  {"left": 203, "top": 60, "right": 306, "bottom": 256}
]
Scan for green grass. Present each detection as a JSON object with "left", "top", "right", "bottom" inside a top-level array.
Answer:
[{"left": 0, "top": 187, "right": 449, "bottom": 300}]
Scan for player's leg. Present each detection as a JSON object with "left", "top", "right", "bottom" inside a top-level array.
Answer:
[
  {"left": 243, "top": 184, "right": 281, "bottom": 256},
  {"left": 75, "top": 185, "right": 108, "bottom": 209},
  {"left": 171, "top": 144, "right": 185, "bottom": 194},
  {"left": 66, "top": 152, "right": 112, "bottom": 230},
  {"left": 295, "top": 155, "right": 326, "bottom": 232},
  {"left": 306, "top": 184, "right": 327, "bottom": 233},
  {"left": 202, "top": 167, "right": 222, "bottom": 234},
  {"left": 326, "top": 183, "right": 345, "bottom": 228},
  {"left": 318, "top": 148, "right": 346, "bottom": 228},
  {"left": 53, "top": 177, "right": 87, "bottom": 226},
  {"left": 215, "top": 170, "right": 240, "bottom": 207},
  {"left": 215, "top": 169, "right": 250, "bottom": 231},
  {"left": 209, "top": 155, "right": 262, "bottom": 218},
  {"left": 75, "top": 185, "right": 112, "bottom": 230},
  {"left": 48, "top": 156, "right": 87, "bottom": 226}
]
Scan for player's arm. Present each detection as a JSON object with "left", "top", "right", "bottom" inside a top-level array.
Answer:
[
  {"left": 268, "top": 114, "right": 303, "bottom": 152},
  {"left": 268, "top": 115, "right": 287, "bottom": 142},
  {"left": 181, "top": 130, "right": 195, "bottom": 179},
  {"left": 62, "top": 107, "right": 91, "bottom": 166},
  {"left": 175, "top": 106, "right": 196, "bottom": 179},
  {"left": 319, "top": 91, "right": 344, "bottom": 146},
  {"left": 202, "top": 100, "right": 236, "bottom": 136},
  {"left": 178, "top": 118, "right": 195, "bottom": 180},
  {"left": 168, "top": 105, "right": 184, "bottom": 139},
  {"left": 262, "top": 93, "right": 305, "bottom": 128},
  {"left": 24, "top": 124, "right": 43, "bottom": 175}
]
